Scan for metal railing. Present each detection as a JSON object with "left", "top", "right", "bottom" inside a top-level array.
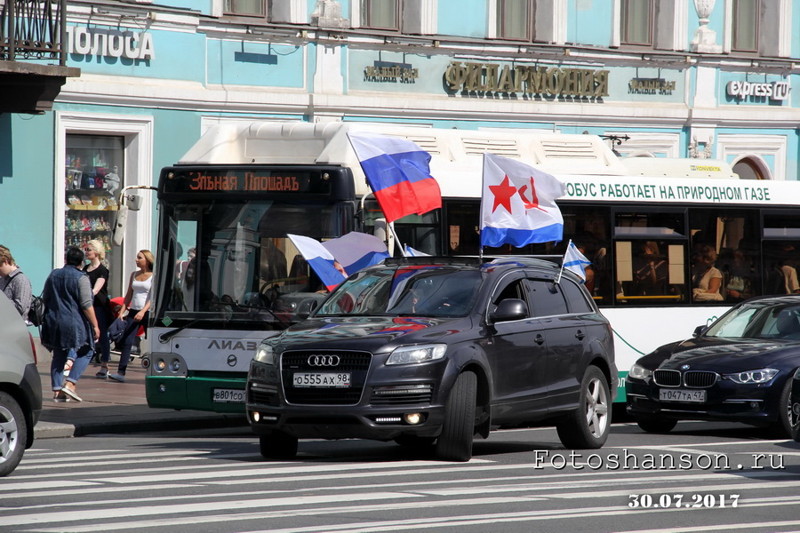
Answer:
[{"left": 0, "top": 0, "right": 67, "bottom": 65}]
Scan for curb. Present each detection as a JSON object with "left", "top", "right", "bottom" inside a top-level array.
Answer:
[{"left": 34, "top": 414, "right": 248, "bottom": 439}]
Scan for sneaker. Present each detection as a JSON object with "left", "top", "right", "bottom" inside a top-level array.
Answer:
[
  {"left": 61, "top": 386, "right": 82, "bottom": 402},
  {"left": 108, "top": 373, "right": 126, "bottom": 383},
  {"left": 52, "top": 394, "right": 69, "bottom": 403},
  {"left": 96, "top": 369, "right": 109, "bottom": 379}
]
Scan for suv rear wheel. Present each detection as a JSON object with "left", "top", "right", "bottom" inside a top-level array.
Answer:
[
  {"left": 556, "top": 366, "right": 611, "bottom": 449},
  {"left": 0, "top": 391, "right": 26, "bottom": 477},
  {"left": 435, "top": 371, "right": 477, "bottom": 462}
]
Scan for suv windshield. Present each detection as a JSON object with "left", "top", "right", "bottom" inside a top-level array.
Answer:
[{"left": 317, "top": 266, "right": 482, "bottom": 317}]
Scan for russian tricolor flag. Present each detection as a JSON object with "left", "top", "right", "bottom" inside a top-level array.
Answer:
[
  {"left": 347, "top": 132, "right": 442, "bottom": 223},
  {"left": 321, "top": 232, "right": 390, "bottom": 274},
  {"left": 480, "top": 153, "right": 566, "bottom": 248},
  {"left": 287, "top": 234, "right": 347, "bottom": 291}
]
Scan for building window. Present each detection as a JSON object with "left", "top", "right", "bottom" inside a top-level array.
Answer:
[
  {"left": 362, "top": 0, "right": 400, "bottom": 30},
  {"left": 65, "top": 135, "right": 125, "bottom": 295},
  {"left": 732, "top": 0, "right": 759, "bottom": 52},
  {"left": 224, "top": 0, "right": 265, "bottom": 17},
  {"left": 621, "top": 0, "right": 654, "bottom": 46},
  {"left": 497, "top": 0, "right": 533, "bottom": 41},
  {"left": 733, "top": 158, "right": 766, "bottom": 180}
]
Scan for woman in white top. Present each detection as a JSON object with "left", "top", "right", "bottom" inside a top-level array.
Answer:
[
  {"left": 108, "top": 250, "right": 154, "bottom": 382},
  {"left": 692, "top": 245, "right": 724, "bottom": 302}
]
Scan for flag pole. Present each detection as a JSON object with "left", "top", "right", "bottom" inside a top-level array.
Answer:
[
  {"left": 388, "top": 222, "right": 408, "bottom": 258},
  {"left": 555, "top": 239, "right": 571, "bottom": 284}
]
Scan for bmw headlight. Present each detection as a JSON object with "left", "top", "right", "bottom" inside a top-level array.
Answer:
[
  {"left": 628, "top": 363, "right": 652, "bottom": 380},
  {"left": 254, "top": 343, "right": 275, "bottom": 365},
  {"left": 724, "top": 368, "right": 779, "bottom": 384},
  {"left": 386, "top": 344, "right": 447, "bottom": 365}
]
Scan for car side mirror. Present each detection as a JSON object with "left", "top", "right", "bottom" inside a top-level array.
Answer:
[
  {"left": 490, "top": 298, "right": 527, "bottom": 323},
  {"left": 692, "top": 325, "right": 708, "bottom": 337}
]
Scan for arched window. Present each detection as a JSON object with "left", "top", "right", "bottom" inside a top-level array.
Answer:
[{"left": 732, "top": 157, "right": 766, "bottom": 180}]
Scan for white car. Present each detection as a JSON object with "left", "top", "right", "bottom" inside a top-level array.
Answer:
[{"left": 0, "top": 294, "right": 42, "bottom": 476}]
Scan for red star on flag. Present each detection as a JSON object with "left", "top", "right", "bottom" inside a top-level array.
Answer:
[{"left": 489, "top": 175, "right": 517, "bottom": 213}]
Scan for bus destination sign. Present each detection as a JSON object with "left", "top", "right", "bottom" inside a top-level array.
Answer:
[{"left": 162, "top": 169, "right": 332, "bottom": 194}]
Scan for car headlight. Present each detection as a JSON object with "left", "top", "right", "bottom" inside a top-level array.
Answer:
[
  {"left": 723, "top": 368, "right": 779, "bottom": 384},
  {"left": 254, "top": 344, "right": 275, "bottom": 365},
  {"left": 628, "top": 363, "right": 652, "bottom": 380},
  {"left": 386, "top": 344, "right": 447, "bottom": 365}
]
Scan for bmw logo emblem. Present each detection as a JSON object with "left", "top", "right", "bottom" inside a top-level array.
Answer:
[{"left": 680, "top": 364, "right": 690, "bottom": 370}]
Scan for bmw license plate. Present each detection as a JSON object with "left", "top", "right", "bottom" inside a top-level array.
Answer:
[
  {"left": 659, "top": 389, "right": 706, "bottom": 403},
  {"left": 293, "top": 372, "right": 351, "bottom": 388}
]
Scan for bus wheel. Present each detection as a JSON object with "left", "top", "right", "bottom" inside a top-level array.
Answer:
[
  {"left": 435, "top": 371, "right": 477, "bottom": 462},
  {"left": 259, "top": 432, "right": 298, "bottom": 459},
  {"left": 635, "top": 416, "right": 677, "bottom": 434},
  {"left": 556, "top": 366, "right": 611, "bottom": 449}
]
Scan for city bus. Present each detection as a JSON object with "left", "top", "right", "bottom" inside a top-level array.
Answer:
[{"left": 143, "top": 121, "right": 800, "bottom": 412}]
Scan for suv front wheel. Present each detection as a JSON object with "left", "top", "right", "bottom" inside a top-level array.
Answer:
[
  {"left": 435, "top": 371, "right": 477, "bottom": 462},
  {"left": 556, "top": 366, "right": 611, "bottom": 449}
]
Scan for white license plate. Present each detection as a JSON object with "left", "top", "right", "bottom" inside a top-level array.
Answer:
[
  {"left": 213, "top": 388, "right": 245, "bottom": 403},
  {"left": 659, "top": 389, "right": 706, "bottom": 403},
  {"left": 293, "top": 372, "right": 351, "bottom": 388}
]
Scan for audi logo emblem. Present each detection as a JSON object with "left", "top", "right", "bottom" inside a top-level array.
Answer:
[{"left": 308, "top": 355, "right": 341, "bottom": 367}]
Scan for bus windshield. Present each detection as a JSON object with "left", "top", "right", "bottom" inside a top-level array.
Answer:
[{"left": 154, "top": 199, "right": 348, "bottom": 329}]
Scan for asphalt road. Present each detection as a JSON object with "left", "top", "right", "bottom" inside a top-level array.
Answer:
[{"left": 3, "top": 419, "right": 800, "bottom": 533}]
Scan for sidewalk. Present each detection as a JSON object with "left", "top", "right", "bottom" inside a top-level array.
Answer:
[{"left": 34, "top": 339, "right": 247, "bottom": 439}]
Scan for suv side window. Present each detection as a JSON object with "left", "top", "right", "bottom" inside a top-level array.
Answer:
[
  {"left": 526, "top": 279, "right": 568, "bottom": 317},
  {"left": 559, "top": 278, "right": 593, "bottom": 313},
  {"left": 491, "top": 278, "right": 530, "bottom": 316}
]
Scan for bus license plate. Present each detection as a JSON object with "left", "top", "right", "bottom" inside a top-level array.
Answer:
[
  {"left": 213, "top": 388, "right": 245, "bottom": 403},
  {"left": 659, "top": 389, "right": 706, "bottom": 403},
  {"left": 293, "top": 372, "right": 351, "bottom": 388}
]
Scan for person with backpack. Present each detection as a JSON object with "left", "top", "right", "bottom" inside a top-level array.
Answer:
[
  {"left": 40, "top": 246, "right": 100, "bottom": 402},
  {"left": 0, "top": 245, "right": 33, "bottom": 323}
]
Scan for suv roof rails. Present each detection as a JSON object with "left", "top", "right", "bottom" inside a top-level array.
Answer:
[{"left": 383, "top": 255, "right": 563, "bottom": 268}]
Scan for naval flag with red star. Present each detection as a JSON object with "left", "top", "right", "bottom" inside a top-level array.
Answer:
[{"left": 479, "top": 152, "right": 566, "bottom": 248}]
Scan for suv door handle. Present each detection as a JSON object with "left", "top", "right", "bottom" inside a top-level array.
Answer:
[
  {"left": 575, "top": 330, "right": 585, "bottom": 340},
  {"left": 534, "top": 334, "right": 545, "bottom": 345}
]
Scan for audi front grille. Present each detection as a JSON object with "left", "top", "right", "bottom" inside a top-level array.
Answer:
[{"left": 281, "top": 350, "right": 372, "bottom": 405}]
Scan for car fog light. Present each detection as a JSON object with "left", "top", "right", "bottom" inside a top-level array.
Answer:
[
  {"left": 156, "top": 359, "right": 167, "bottom": 371},
  {"left": 252, "top": 411, "right": 261, "bottom": 422},
  {"left": 403, "top": 413, "right": 423, "bottom": 425},
  {"left": 170, "top": 359, "right": 181, "bottom": 372}
]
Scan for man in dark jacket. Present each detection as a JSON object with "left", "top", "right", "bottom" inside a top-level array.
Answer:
[{"left": 41, "top": 247, "right": 100, "bottom": 402}]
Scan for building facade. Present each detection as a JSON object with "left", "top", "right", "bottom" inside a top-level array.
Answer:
[{"left": 1, "top": 0, "right": 799, "bottom": 296}]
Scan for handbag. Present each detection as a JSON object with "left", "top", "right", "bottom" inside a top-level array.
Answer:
[{"left": 108, "top": 317, "right": 127, "bottom": 344}]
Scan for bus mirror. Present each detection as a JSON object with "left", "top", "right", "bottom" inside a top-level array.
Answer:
[
  {"left": 113, "top": 204, "right": 129, "bottom": 246},
  {"left": 372, "top": 218, "right": 395, "bottom": 257},
  {"left": 124, "top": 192, "right": 144, "bottom": 211}
]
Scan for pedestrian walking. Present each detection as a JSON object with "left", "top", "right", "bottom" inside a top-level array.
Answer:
[
  {"left": 41, "top": 247, "right": 100, "bottom": 402},
  {"left": 108, "top": 249, "right": 154, "bottom": 383},
  {"left": 0, "top": 244, "right": 33, "bottom": 323}
]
